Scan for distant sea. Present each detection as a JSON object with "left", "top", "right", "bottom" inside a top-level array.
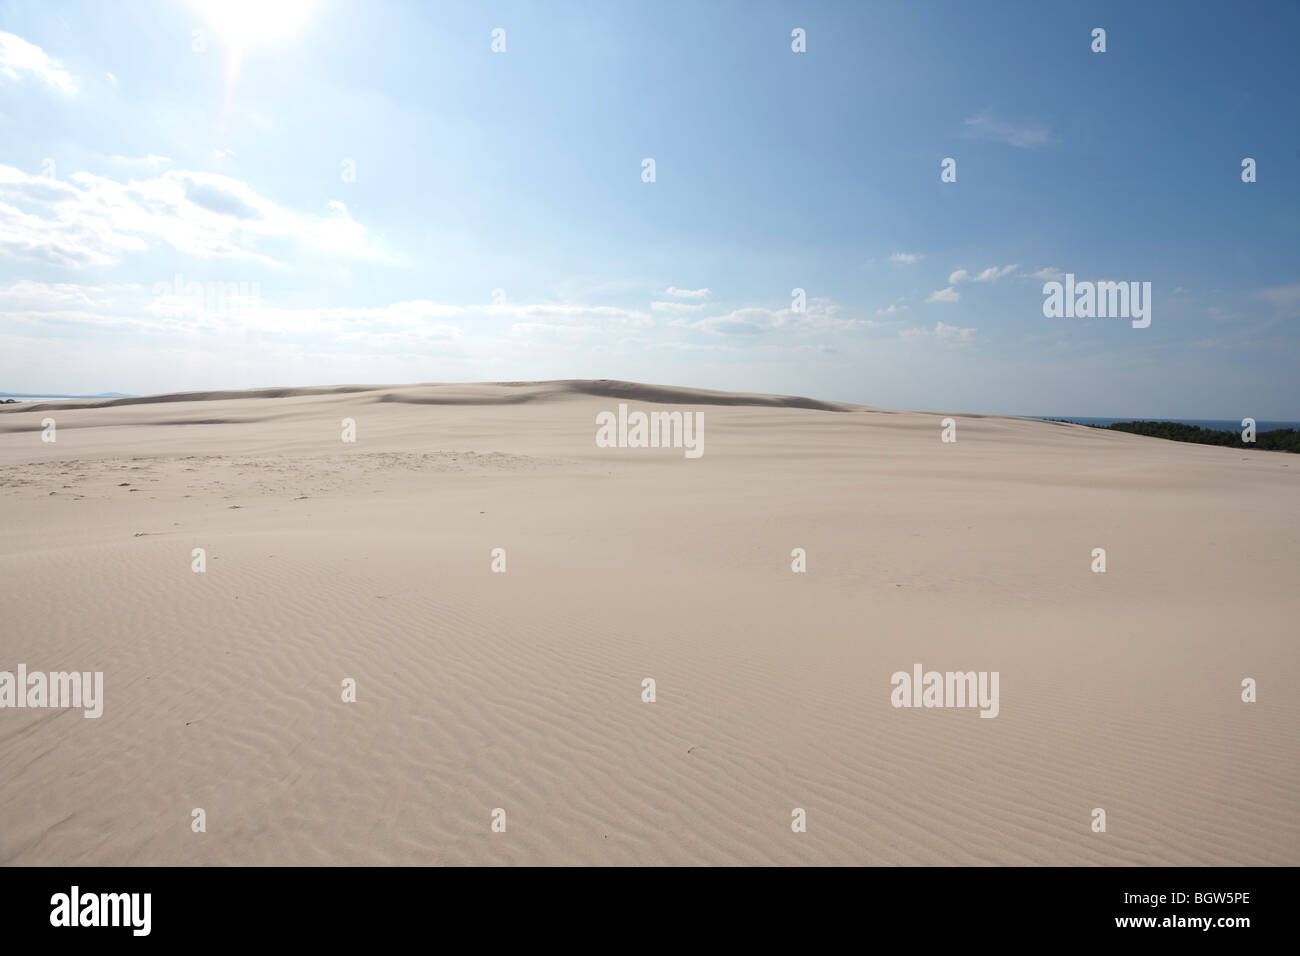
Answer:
[{"left": 1034, "top": 417, "right": 1300, "bottom": 432}]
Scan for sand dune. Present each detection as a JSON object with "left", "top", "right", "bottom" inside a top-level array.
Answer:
[
  {"left": 0, "top": 379, "right": 858, "bottom": 417},
  {"left": 0, "top": 381, "right": 1296, "bottom": 865}
]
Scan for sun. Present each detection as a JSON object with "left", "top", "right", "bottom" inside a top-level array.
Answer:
[{"left": 192, "top": 0, "right": 315, "bottom": 58}]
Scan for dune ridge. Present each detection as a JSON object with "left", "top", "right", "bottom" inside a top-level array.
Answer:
[{"left": 0, "top": 379, "right": 861, "bottom": 416}]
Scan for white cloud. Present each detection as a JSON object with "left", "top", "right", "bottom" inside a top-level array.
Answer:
[
  {"left": 0, "top": 279, "right": 138, "bottom": 308},
  {"left": 644, "top": 341, "right": 735, "bottom": 352},
  {"left": 664, "top": 286, "right": 710, "bottom": 299},
  {"left": 1021, "top": 267, "right": 1064, "bottom": 280},
  {"left": 1260, "top": 283, "right": 1300, "bottom": 312},
  {"left": 962, "top": 110, "right": 1056, "bottom": 149},
  {"left": 687, "top": 298, "right": 877, "bottom": 336},
  {"left": 0, "top": 163, "right": 386, "bottom": 267},
  {"left": 900, "top": 321, "right": 976, "bottom": 342},
  {"left": 935, "top": 320, "right": 976, "bottom": 341},
  {"left": 0, "top": 32, "right": 77, "bottom": 94},
  {"left": 950, "top": 264, "right": 1017, "bottom": 284},
  {"left": 509, "top": 322, "right": 596, "bottom": 342},
  {"left": 0, "top": 283, "right": 673, "bottom": 359},
  {"left": 925, "top": 287, "right": 960, "bottom": 303},
  {"left": 651, "top": 300, "right": 706, "bottom": 313},
  {"left": 0, "top": 292, "right": 468, "bottom": 343},
  {"left": 973, "top": 263, "right": 1018, "bottom": 282},
  {"left": 689, "top": 307, "right": 780, "bottom": 335},
  {"left": 104, "top": 154, "right": 173, "bottom": 168},
  {"left": 889, "top": 252, "right": 923, "bottom": 264},
  {"left": 1, "top": 283, "right": 474, "bottom": 342},
  {"left": 977, "top": 264, "right": 1013, "bottom": 282},
  {"left": 875, "top": 303, "right": 908, "bottom": 315},
  {"left": 493, "top": 303, "right": 653, "bottom": 327}
]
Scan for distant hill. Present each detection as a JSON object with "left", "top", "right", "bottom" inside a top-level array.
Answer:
[{"left": 0, "top": 392, "right": 135, "bottom": 399}]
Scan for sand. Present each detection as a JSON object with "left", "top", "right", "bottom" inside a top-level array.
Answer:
[{"left": 0, "top": 381, "right": 1296, "bottom": 865}]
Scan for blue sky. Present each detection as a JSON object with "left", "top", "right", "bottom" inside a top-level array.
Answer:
[{"left": 1, "top": 0, "right": 1297, "bottom": 417}]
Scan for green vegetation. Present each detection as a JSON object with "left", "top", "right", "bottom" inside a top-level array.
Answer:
[{"left": 1096, "top": 421, "right": 1300, "bottom": 454}]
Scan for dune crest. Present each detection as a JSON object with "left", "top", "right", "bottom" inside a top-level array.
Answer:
[{"left": 0, "top": 379, "right": 863, "bottom": 416}]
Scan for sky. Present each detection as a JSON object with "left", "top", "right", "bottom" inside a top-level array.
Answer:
[{"left": 0, "top": 0, "right": 1297, "bottom": 417}]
